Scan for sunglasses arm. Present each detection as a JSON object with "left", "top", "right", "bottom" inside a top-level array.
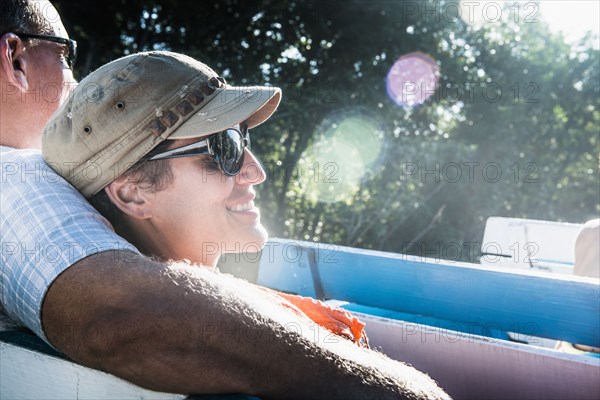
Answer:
[{"left": 147, "top": 138, "right": 210, "bottom": 161}]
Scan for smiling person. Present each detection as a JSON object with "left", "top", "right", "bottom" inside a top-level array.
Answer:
[
  {"left": 41, "top": 51, "right": 449, "bottom": 399},
  {"left": 61, "top": 53, "right": 368, "bottom": 346},
  {"left": 87, "top": 113, "right": 372, "bottom": 344}
]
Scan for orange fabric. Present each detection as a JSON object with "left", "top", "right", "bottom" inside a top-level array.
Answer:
[{"left": 260, "top": 287, "right": 369, "bottom": 348}]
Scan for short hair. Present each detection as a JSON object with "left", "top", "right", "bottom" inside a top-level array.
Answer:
[
  {"left": 0, "top": 0, "right": 54, "bottom": 35},
  {"left": 90, "top": 140, "right": 174, "bottom": 229}
]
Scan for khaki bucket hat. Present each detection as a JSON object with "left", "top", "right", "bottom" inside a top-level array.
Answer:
[{"left": 43, "top": 51, "right": 281, "bottom": 198}]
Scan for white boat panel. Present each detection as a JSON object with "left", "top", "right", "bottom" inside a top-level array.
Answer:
[
  {"left": 481, "top": 217, "right": 583, "bottom": 273},
  {"left": 0, "top": 340, "right": 185, "bottom": 400}
]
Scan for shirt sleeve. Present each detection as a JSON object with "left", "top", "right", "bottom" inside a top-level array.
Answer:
[{"left": 0, "top": 147, "right": 140, "bottom": 343}]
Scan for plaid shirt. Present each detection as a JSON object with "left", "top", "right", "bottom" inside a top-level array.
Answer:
[{"left": 0, "top": 146, "right": 138, "bottom": 343}]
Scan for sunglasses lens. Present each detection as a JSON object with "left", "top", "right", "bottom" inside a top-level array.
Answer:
[
  {"left": 69, "top": 41, "right": 77, "bottom": 68},
  {"left": 213, "top": 129, "right": 245, "bottom": 175}
]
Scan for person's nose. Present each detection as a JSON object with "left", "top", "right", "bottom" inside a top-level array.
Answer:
[{"left": 236, "top": 149, "right": 266, "bottom": 186}]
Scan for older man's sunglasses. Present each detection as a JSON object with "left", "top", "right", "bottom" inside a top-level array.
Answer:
[
  {"left": 13, "top": 32, "right": 77, "bottom": 69},
  {"left": 142, "top": 125, "right": 251, "bottom": 176}
]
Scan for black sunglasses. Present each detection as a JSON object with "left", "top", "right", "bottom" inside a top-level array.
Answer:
[
  {"left": 142, "top": 125, "right": 251, "bottom": 176},
  {"left": 13, "top": 32, "right": 77, "bottom": 69}
]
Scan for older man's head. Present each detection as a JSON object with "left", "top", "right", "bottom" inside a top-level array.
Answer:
[{"left": 0, "top": 0, "right": 76, "bottom": 148}]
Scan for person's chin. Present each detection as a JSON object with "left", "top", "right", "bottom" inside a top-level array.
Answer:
[{"left": 246, "top": 225, "right": 269, "bottom": 249}]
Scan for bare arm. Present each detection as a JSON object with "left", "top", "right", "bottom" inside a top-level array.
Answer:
[{"left": 42, "top": 250, "right": 450, "bottom": 400}]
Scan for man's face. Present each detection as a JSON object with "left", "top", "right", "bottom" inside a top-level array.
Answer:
[
  {"left": 22, "top": 2, "right": 76, "bottom": 126},
  {"left": 143, "top": 136, "right": 269, "bottom": 266}
]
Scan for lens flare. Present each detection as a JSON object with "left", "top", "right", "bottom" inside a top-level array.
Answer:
[
  {"left": 386, "top": 52, "right": 439, "bottom": 107},
  {"left": 300, "top": 112, "right": 385, "bottom": 203}
]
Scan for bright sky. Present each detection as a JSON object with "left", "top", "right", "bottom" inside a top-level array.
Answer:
[
  {"left": 539, "top": 1, "right": 600, "bottom": 45},
  {"left": 459, "top": 1, "right": 599, "bottom": 47}
]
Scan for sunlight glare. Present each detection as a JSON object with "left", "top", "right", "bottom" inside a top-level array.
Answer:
[{"left": 300, "top": 113, "right": 384, "bottom": 204}]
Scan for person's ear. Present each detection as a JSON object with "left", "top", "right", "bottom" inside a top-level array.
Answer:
[
  {"left": 104, "top": 178, "right": 154, "bottom": 220},
  {"left": 0, "top": 33, "right": 28, "bottom": 90}
]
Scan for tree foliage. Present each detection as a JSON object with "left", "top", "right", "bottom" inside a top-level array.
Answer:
[{"left": 54, "top": 0, "right": 599, "bottom": 261}]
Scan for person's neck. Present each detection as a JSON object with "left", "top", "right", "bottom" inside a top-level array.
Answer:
[
  {"left": 120, "top": 219, "right": 220, "bottom": 269},
  {"left": 114, "top": 221, "right": 154, "bottom": 260},
  {"left": 0, "top": 110, "right": 43, "bottom": 149},
  {"left": 0, "top": 135, "right": 42, "bottom": 149}
]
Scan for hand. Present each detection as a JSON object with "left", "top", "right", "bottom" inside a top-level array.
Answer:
[{"left": 264, "top": 289, "right": 369, "bottom": 348}]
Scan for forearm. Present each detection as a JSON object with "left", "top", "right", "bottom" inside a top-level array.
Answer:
[
  {"left": 42, "top": 251, "right": 449, "bottom": 399},
  {"left": 44, "top": 252, "right": 255, "bottom": 393}
]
